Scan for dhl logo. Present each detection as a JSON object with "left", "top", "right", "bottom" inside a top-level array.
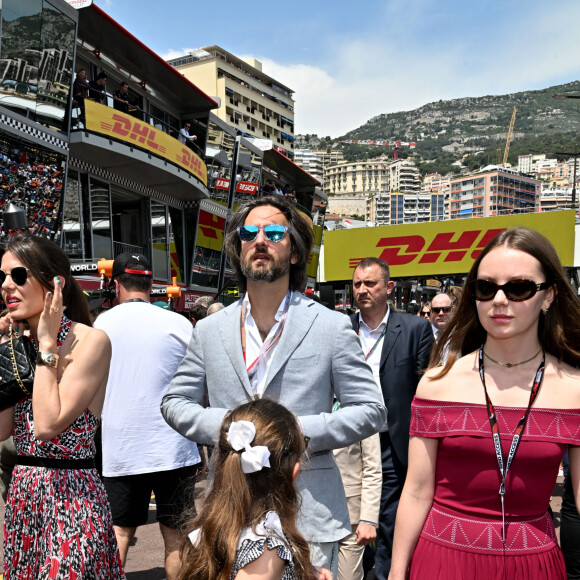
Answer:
[
  {"left": 348, "top": 228, "right": 506, "bottom": 268},
  {"left": 104, "top": 115, "right": 167, "bottom": 154},
  {"left": 177, "top": 148, "right": 204, "bottom": 180},
  {"left": 198, "top": 210, "right": 225, "bottom": 241}
]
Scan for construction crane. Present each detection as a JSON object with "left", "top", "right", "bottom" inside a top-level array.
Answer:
[{"left": 502, "top": 107, "right": 518, "bottom": 166}]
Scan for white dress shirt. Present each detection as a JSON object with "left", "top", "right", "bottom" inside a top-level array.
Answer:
[
  {"left": 358, "top": 308, "right": 389, "bottom": 431},
  {"left": 243, "top": 291, "right": 292, "bottom": 398}
]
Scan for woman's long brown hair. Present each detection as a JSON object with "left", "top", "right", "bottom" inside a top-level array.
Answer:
[
  {"left": 176, "top": 398, "right": 316, "bottom": 580},
  {"left": 430, "top": 226, "right": 580, "bottom": 377}
]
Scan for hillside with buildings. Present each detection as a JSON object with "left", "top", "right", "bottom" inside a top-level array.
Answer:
[
  {"left": 297, "top": 80, "right": 580, "bottom": 174},
  {"left": 294, "top": 81, "right": 580, "bottom": 227}
]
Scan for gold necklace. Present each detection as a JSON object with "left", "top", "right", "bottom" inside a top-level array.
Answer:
[{"left": 483, "top": 347, "right": 543, "bottom": 368}]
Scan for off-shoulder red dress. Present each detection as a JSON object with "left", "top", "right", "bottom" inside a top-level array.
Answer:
[{"left": 408, "top": 396, "right": 580, "bottom": 579}]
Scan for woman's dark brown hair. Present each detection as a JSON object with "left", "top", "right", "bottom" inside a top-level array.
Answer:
[
  {"left": 430, "top": 227, "right": 580, "bottom": 377},
  {"left": 1, "top": 233, "right": 92, "bottom": 326},
  {"left": 176, "top": 398, "right": 316, "bottom": 580}
]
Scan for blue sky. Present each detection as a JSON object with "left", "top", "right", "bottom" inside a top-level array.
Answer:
[{"left": 94, "top": 0, "right": 580, "bottom": 138}]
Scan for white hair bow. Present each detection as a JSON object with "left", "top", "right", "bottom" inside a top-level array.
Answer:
[{"left": 227, "top": 420, "right": 271, "bottom": 474}]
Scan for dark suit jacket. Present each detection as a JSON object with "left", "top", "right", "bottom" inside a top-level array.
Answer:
[{"left": 350, "top": 309, "right": 434, "bottom": 467}]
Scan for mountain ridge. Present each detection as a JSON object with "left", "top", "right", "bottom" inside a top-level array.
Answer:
[{"left": 297, "top": 81, "right": 580, "bottom": 174}]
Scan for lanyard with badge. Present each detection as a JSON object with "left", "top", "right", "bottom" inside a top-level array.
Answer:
[
  {"left": 478, "top": 345, "right": 545, "bottom": 543},
  {"left": 358, "top": 326, "right": 387, "bottom": 360},
  {"left": 240, "top": 292, "right": 291, "bottom": 398}
]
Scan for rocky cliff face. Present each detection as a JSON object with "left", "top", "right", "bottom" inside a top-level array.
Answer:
[
  {"left": 344, "top": 81, "right": 580, "bottom": 143},
  {"left": 296, "top": 81, "right": 580, "bottom": 170}
]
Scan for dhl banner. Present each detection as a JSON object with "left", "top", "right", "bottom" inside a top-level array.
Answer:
[
  {"left": 85, "top": 100, "right": 207, "bottom": 185},
  {"left": 306, "top": 224, "right": 323, "bottom": 279},
  {"left": 324, "top": 211, "right": 575, "bottom": 280},
  {"left": 196, "top": 210, "right": 225, "bottom": 251}
]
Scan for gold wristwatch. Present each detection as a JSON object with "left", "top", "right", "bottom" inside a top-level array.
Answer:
[{"left": 36, "top": 352, "right": 59, "bottom": 368}]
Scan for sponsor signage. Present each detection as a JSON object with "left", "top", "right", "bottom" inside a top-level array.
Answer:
[
  {"left": 324, "top": 211, "right": 575, "bottom": 280},
  {"left": 213, "top": 177, "right": 259, "bottom": 194},
  {"left": 65, "top": 0, "right": 93, "bottom": 7},
  {"left": 196, "top": 210, "right": 226, "bottom": 251},
  {"left": 70, "top": 262, "right": 99, "bottom": 273},
  {"left": 84, "top": 100, "right": 207, "bottom": 185},
  {"left": 306, "top": 224, "right": 323, "bottom": 279}
]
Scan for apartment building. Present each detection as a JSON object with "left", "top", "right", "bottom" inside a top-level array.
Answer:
[
  {"left": 168, "top": 46, "right": 295, "bottom": 157},
  {"left": 540, "top": 189, "right": 574, "bottom": 213},
  {"left": 294, "top": 149, "right": 325, "bottom": 184},
  {"left": 449, "top": 166, "right": 541, "bottom": 219},
  {"left": 518, "top": 154, "right": 547, "bottom": 174},
  {"left": 316, "top": 148, "right": 345, "bottom": 166}
]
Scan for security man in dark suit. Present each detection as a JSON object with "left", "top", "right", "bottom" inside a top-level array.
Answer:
[{"left": 350, "top": 257, "right": 433, "bottom": 579}]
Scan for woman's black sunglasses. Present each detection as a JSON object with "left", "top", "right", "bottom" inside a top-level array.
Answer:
[
  {"left": 0, "top": 267, "right": 29, "bottom": 286},
  {"left": 471, "top": 279, "right": 552, "bottom": 302}
]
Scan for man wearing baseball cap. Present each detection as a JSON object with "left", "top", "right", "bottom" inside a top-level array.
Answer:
[{"left": 94, "top": 252, "right": 200, "bottom": 579}]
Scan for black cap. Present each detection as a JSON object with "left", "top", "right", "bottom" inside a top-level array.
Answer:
[{"left": 112, "top": 252, "right": 152, "bottom": 278}]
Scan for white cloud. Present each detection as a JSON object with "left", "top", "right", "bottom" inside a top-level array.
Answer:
[
  {"left": 160, "top": 48, "right": 197, "bottom": 61},
  {"left": 157, "top": 2, "right": 580, "bottom": 140},
  {"left": 259, "top": 3, "right": 580, "bottom": 139}
]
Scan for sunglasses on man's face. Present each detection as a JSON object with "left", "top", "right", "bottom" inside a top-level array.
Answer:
[
  {"left": 238, "top": 224, "right": 287, "bottom": 243},
  {"left": 471, "top": 279, "right": 552, "bottom": 302},
  {"left": 431, "top": 306, "right": 452, "bottom": 315},
  {"left": 0, "top": 266, "right": 29, "bottom": 286}
]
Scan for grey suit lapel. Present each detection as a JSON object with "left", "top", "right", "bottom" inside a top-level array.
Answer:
[
  {"left": 264, "top": 294, "right": 318, "bottom": 390},
  {"left": 380, "top": 313, "right": 401, "bottom": 368},
  {"left": 218, "top": 300, "right": 254, "bottom": 398}
]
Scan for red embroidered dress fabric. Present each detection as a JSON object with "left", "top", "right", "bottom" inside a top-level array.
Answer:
[{"left": 408, "top": 397, "right": 580, "bottom": 580}]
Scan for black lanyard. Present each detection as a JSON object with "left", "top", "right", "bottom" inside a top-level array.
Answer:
[{"left": 478, "top": 345, "right": 545, "bottom": 543}]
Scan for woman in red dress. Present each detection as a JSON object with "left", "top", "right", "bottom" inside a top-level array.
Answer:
[
  {"left": 389, "top": 227, "right": 580, "bottom": 580},
  {"left": 0, "top": 233, "right": 124, "bottom": 579}
]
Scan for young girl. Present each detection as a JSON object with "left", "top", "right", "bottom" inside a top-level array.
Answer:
[
  {"left": 389, "top": 227, "right": 580, "bottom": 579},
  {"left": 177, "top": 398, "right": 332, "bottom": 580}
]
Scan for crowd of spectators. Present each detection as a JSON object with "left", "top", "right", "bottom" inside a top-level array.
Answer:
[
  {"left": 0, "top": 148, "right": 63, "bottom": 238},
  {"left": 262, "top": 178, "right": 296, "bottom": 200}
]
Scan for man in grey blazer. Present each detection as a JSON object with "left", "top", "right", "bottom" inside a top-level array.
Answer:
[{"left": 162, "top": 196, "right": 386, "bottom": 575}]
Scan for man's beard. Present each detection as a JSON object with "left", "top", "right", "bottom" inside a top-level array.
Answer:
[{"left": 241, "top": 254, "right": 290, "bottom": 284}]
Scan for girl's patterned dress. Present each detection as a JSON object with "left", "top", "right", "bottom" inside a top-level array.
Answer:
[{"left": 3, "top": 317, "right": 125, "bottom": 579}]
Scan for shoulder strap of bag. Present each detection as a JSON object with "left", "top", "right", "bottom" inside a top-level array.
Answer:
[{"left": 8, "top": 324, "right": 31, "bottom": 396}]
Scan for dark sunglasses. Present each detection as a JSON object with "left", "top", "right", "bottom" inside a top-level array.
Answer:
[
  {"left": 421, "top": 310, "right": 430, "bottom": 317},
  {"left": 238, "top": 224, "right": 287, "bottom": 243},
  {"left": 431, "top": 306, "right": 452, "bottom": 314},
  {"left": 0, "top": 266, "right": 29, "bottom": 286},
  {"left": 471, "top": 279, "right": 552, "bottom": 302}
]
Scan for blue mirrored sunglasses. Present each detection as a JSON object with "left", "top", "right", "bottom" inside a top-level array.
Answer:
[{"left": 238, "top": 224, "right": 287, "bottom": 243}]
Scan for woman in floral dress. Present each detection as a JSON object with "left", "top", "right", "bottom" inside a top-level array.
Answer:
[{"left": 0, "top": 233, "right": 124, "bottom": 579}]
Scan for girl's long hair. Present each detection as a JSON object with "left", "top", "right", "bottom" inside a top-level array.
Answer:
[
  {"left": 430, "top": 227, "right": 580, "bottom": 377},
  {"left": 1, "top": 233, "right": 92, "bottom": 326},
  {"left": 176, "top": 398, "right": 315, "bottom": 580}
]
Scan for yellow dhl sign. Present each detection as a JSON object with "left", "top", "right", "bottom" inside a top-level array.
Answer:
[
  {"left": 324, "top": 211, "right": 575, "bottom": 280},
  {"left": 85, "top": 100, "right": 207, "bottom": 185},
  {"left": 196, "top": 210, "right": 225, "bottom": 251}
]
